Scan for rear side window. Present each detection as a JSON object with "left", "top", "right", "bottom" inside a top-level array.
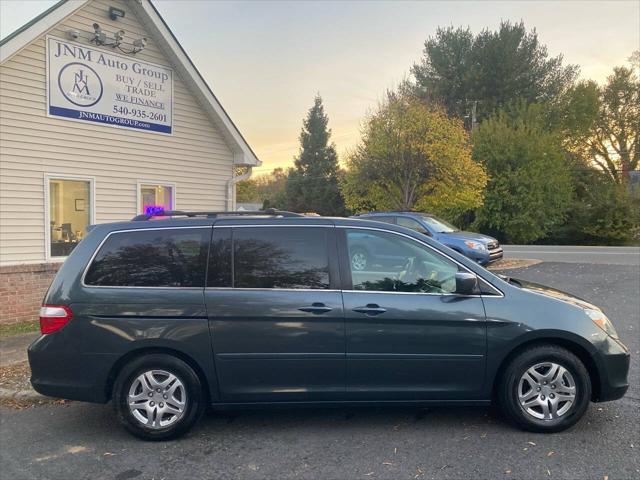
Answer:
[
  {"left": 207, "top": 228, "right": 232, "bottom": 287},
  {"left": 397, "top": 217, "right": 429, "bottom": 235},
  {"left": 84, "top": 228, "right": 210, "bottom": 287},
  {"left": 233, "top": 227, "right": 330, "bottom": 289}
]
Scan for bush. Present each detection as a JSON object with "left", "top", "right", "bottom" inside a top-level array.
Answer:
[{"left": 472, "top": 103, "right": 573, "bottom": 244}]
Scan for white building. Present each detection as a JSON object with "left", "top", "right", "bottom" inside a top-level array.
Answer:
[{"left": 0, "top": 0, "right": 260, "bottom": 324}]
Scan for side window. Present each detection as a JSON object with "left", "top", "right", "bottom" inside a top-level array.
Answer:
[
  {"left": 234, "top": 227, "right": 330, "bottom": 289},
  {"left": 396, "top": 217, "right": 430, "bottom": 235},
  {"left": 84, "top": 228, "right": 209, "bottom": 287},
  {"left": 207, "top": 228, "right": 232, "bottom": 287},
  {"left": 346, "top": 229, "right": 458, "bottom": 294}
]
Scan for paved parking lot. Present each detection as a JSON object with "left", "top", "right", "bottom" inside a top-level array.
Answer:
[
  {"left": 503, "top": 245, "right": 640, "bottom": 265},
  {"left": 1, "top": 259, "right": 638, "bottom": 480}
]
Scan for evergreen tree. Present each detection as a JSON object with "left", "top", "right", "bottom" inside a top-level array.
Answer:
[
  {"left": 284, "top": 95, "right": 346, "bottom": 215},
  {"left": 411, "top": 21, "right": 577, "bottom": 123}
]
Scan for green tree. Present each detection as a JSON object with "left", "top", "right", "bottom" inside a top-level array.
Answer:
[
  {"left": 551, "top": 62, "right": 640, "bottom": 245},
  {"left": 588, "top": 66, "right": 639, "bottom": 184},
  {"left": 410, "top": 26, "right": 475, "bottom": 118},
  {"left": 283, "top": 95, "right": 346, "bottom": 215},
  {"left": 411, "top": 21, "right": 577, "bottom": 122},
  {"left": 555, "top": 80, "right": 600, "bottom": 148},
  {"left": 235, "top": 178, "right": 258, "bottom": 203},
  {"left": 342, "top": 91, "right": 486, "bottom": 221},
  {"left": 473, "top": 102, "right": 573, "bottom": 244},
  {"left": 236, "top": 168, "right": 289, "bottom": 208},
  {"left": 548, "top": 169, "right": 639, "bottom": 245},
  {"left": 543, "top": 66, "right": 640, "bottom": 245}
]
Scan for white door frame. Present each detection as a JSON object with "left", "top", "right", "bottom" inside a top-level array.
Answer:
[
  {"left": 136, "top": 180, "right": 177, "bottom": 214},
  {"left": 43, "top": 173, "right": 96, "bottom": 262}
]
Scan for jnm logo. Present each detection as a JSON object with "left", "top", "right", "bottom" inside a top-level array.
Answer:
[
  {"left": 72, "top": 70, "right": 91, "bottom": 96},
  {"left": 57, "top": 62, "right": 103, "bottom": 108}
]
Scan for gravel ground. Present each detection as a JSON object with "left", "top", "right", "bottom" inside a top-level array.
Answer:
[
  {"left": 0, "top": 361, "right": 31, "bottom": 392},
  {"left": 0, "top": 261, "right": 638, "bottom": 480}
]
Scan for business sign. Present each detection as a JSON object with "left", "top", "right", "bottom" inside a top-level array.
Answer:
[{"left": 46, "top": 36, "right": 173, "bottom": 134}]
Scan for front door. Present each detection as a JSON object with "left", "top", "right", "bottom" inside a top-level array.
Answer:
[
  {"left": 339, "top": 227, "right": 487, "bottom": 400},
  {"left": 204, "top": 225, "right": 345, "bottom": 403}
]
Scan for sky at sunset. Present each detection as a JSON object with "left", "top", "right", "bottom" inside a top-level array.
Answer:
[{"left": 2, "top": 1, "right": 639, "bottom": 175}]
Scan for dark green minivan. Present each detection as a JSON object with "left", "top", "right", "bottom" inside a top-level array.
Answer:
[{"left": 29, "top": 210, "right": 630, "bottom": 440}]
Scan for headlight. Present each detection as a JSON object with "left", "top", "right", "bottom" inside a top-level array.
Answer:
[
  {"left": 464, "top": 240, "right": 487, "bottom": 251},
  {"left": 585, "top": 309, "right": 619, "bottom": 339}
]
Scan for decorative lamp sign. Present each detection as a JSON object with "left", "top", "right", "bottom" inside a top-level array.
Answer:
[
  {"left": 144, "top": 205, "right": 166, "bottom": 216},
  {"left": 46, "top": 36, "right": 173, "bottom": 134}
]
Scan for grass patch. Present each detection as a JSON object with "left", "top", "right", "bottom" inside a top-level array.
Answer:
[{"left": 0, "top": 321, "right": 39, "bottom": 337}]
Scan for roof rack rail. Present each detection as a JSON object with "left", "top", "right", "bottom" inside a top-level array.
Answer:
[{"left": 131, "top": 208, "right": 305, "bottom": 221}]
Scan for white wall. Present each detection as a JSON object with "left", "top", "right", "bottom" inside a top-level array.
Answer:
[{"left": 0, "top": 0, "right": 234, "bottom": 265}]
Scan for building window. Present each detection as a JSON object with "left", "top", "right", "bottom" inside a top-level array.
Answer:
[
  {"left": 48, "top": 177, "right": 92, "bottom": 259},
  {"left": 138, "top": 182, "right": 175, "bottom": 215}
]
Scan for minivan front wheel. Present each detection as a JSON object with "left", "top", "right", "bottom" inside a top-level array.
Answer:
[
  {"left": 498, "top": 344, "right": 591, "bottom": 433},
  {"left": 113, "top": 354, "right": 205, "bottom": 440}
]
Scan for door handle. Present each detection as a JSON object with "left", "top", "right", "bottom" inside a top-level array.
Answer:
[
  {"left": 352, "top": 304, "right": 387, "bottom": 316},
  {"left": 298, "top": 303, "right": 333, "bottom": 315}
]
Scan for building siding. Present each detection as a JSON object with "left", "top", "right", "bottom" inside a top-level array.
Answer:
[{"left": 0, "top": 0, "right": 234, "bottom": 266}]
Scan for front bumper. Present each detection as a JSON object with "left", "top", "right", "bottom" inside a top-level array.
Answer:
[
  {"left": 474, "top": 247, "right": 503, "bottom": 265},
  {"left": 487, "top": 247, "right": 504, "bottom": 263},
  {"left": 593, "top": 336, "right": 630, "bottom": 402}
]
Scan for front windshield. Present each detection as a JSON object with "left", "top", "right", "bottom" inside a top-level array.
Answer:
[{"left": 420, "top": 215, "right": 458, "bottom": 233}]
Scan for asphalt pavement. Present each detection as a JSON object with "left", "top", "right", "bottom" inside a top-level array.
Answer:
[
  {"left": 0, "top": 332, "right": 38, "bottom": 366},
  {"left": 1, "top": 259, "right": 638, "bottom": 480},
  {"left": 503, "top": 245, "right": 640, "bottom": 265}
]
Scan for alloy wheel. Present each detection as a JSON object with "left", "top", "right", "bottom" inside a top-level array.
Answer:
[
  {"left": 128, "top": 369, "right": 187, "bottom": 429},
  {"left": 517, "top": 362, "right": 576, "bottom": 420}
]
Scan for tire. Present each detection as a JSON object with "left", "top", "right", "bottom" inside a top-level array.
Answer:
[
  {"left": 350, "top": 247, "right": 369, "bottom": 271},
  {"left": 498, "top": 344, "right": 591, "bottom": 433},
  {"left": 113, "top": 353, "right": 205, "bottom": 440}
]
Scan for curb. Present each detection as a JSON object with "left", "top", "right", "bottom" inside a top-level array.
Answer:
[{"left": 487, "top": 258, "right": 542, "bottom": 271}]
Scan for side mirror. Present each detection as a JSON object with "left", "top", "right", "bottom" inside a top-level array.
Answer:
[{"left": 455, "top": 272, "right": 477, "bottom": 295}]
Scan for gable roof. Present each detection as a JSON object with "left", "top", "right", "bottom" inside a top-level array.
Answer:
[{"left": 0, "top": 0, "right": 261, "bottom": 167}]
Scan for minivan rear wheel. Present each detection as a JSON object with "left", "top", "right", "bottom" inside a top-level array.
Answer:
[
  {"left": 498, "top": 344, "right": 591, "bottom": 433},
  {"left": 113, "top": 354, "right": 205, "bottom": 440}
]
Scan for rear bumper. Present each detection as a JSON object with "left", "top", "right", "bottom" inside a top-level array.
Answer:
[{"left": 28, "top": 334, "right": 115, "bottom": 403}]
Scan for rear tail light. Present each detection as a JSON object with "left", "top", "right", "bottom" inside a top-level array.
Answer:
[{"left": 39, "top": 305, "right": 73, "bottom": 334}]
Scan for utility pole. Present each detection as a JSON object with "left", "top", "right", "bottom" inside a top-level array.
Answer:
[
  {"left": 463, "top": 100, "right": 479, "bottom": 132},
  {"left": 470, "top": 100, "right": 478, "bottom": 132}
]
